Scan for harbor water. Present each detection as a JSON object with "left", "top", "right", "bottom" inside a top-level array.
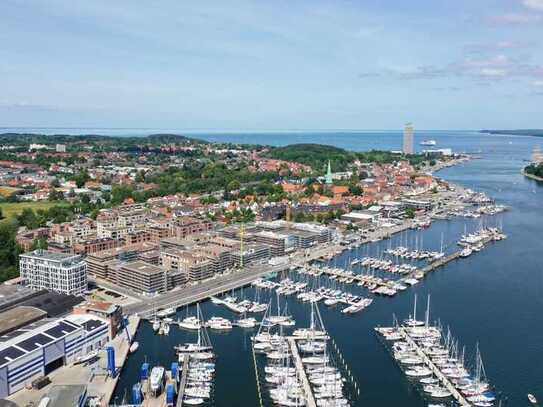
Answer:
[{"left": 109, "top": 131, "right": 543, "bottom": 406}]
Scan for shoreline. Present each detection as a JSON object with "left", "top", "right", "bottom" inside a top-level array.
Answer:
[{"left": 521, "top": 169, "right": 543, "bottom": 182}]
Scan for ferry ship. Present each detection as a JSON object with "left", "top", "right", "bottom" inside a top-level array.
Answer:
[{"left": 420, "top": 139, "right": 437, "bottom": 146}]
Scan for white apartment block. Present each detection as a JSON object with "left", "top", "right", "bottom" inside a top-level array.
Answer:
[{"left": 19, "top": 250, "right": 88, "bottom": 296}]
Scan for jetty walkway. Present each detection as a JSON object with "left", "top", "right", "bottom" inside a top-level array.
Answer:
[
  {"left": 399, "top": 327, "right": 471, "bottom": 406},
  {"left": 175, "top": 355, "right": 189, "bottom": 407},
  {"left": 287, "top": 338, "right": 317, "bottom": 407}
]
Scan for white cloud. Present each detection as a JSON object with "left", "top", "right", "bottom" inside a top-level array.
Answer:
[
  {"left": 463, "top": 55, "right": 510, "bottom": 68},
  {"left": 488, "top": 13, "right": 542, "bottom": 25},
  {"left": 479, "top": 68, "right": 508, "bottom": 77},
  {"left": 533, "top": 80, "right": 543, "bottom": 86},
  {"left": 523, "top": 0, "right": 543, "bottom": 11}
]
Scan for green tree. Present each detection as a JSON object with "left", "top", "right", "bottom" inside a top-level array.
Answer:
[
  {"left": 74, "top": 170, "right": 90, "bottom": 188},
  {"left": 49, "top": 189, "right": 65, "bottom": 201},
  {"left": 18, "top": 208, "right": 39, "bottom": 229},
  {"left": 227, "top": 180, "right": 241, "bottom": 191},
  {"left": 111, "top": 185, "right": 134, "bottom": 204},
  {"left": 135, "top": 170, "right": 146, "bottom": 183},
  {"left": 349, "top": 184, "right": 363, "bottom": 196},
  {"left": 31, "top": 236, "right": 48, "bottom": 250},
  {"left": 0, "top": 220, "right": 22, "bottom": 282}
]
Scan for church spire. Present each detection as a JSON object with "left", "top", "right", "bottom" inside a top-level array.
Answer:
[{"left": 325, "top": 160, "right": 333, "bottom": 185}]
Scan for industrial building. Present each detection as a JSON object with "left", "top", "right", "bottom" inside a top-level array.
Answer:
[{"left": 0, "top": 314, "right": 109, "bottom": 398}]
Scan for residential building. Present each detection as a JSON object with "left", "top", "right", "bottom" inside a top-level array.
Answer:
[
  {"left": 19, "top": 250, "right": 87, "bottom": 296},
  {"left": 109, "top": 261, "right": 166, "bottom": 294}
]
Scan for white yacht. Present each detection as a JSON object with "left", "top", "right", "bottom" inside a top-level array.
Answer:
[
  {"left": 179, "top": 316, "right": 202, "bottom": 330},
  {"left": 175, "top": 304, "right": 214, "bottom": 360},
  {"left": 420, "top": 139, "right": 437, "bottom": 146},
  {"left": 151, "top": 318, "right": 161, "bottom": 332},
  {"left": 183, "top": 397, "right": 204, "bottom": 405},
  {"left": 149, "top": 366, "right": 165, "bottom": 395},
  {"left": 236, "top": 317, "right": 258, "bottom": 328},
  {"left": 403, "top": 294, "right": 425, "bottom": 327},
  {"left": 206, "top": 316, "right": 233, "bottom": 331}
]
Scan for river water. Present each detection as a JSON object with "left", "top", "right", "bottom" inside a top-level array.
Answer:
[{"left": 104, "top": 130, "right": 543, "bottom": 406}]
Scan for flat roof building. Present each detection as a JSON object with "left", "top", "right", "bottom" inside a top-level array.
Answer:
[
  {"left": 0, "top": 306, "right": 47, "bottom": 336},
  {"left": 109, "top": 261, "right": 166, "bottom": 295},
  {"left": 0, "top": 314, "right": 108, "bottom": 398},
  {"left": 19, "top": 250, "right": 87, "bottom": 297}
]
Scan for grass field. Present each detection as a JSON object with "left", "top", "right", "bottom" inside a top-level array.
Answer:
[
  {"left": 0, "top": 186, "right": 21, "bottom": 197},
  {"left": 0, "top": 201, "right": 67, "bottom": 219}
]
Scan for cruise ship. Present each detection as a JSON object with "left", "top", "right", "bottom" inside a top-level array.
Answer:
[{"left": 420, "top": 139, "right": 437, "bottom": 146}]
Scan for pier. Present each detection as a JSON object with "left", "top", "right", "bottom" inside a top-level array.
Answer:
[
  {"left": 287, "top": 338, "right": 317, "bottom": 407},
  {"left": 398, "top": 327, "right": 471, "bottom": 406},
  {"left": 175, "top": 355, "right": 189, "bottom": 407},
  {"left": 416, "top": 251, "right": 461, "bottom": 276},
  {"left": 301, "top": 243, "right": 496, "bottom": 295},
  {"left": 103, "top": 315, "right": 141, "bottom": 405}
]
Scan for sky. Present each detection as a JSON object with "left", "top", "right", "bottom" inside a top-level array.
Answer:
[{"left": 0, "top": 0, "right": 542, "bottom": 130}]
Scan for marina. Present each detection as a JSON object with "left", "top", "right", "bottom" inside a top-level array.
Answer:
[
  {"left": 252, "top": 302, "right": 356, "bottom": 407},
  {"left": 105, "top": 133, "right": 543, "bottom": 407},
  {"left": 375, "top": 296, "right": 500, "bottom": 406}
]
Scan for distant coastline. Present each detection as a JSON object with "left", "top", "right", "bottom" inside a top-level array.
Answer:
[{"left": 480, "top": 129, "right": 543, "bottom": 137}]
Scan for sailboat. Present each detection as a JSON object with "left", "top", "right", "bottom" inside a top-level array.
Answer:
[
  {"left": 461, "top": 344, "right": 495, "bottom": 405},
  {"left": 175, "top": 304, "right": 214, "bottom": 360},
  {"left": 264, "top": 292, "right": 295, "bottom": 327},
  {"left": 236, "top": 310, "right": 258, "bottom": 328},
  {"left": 150, "top": 305, "right": 160, "bottom": 333},
  {"left": 403, "top": 294, "right": 425, "bottom": 327}
]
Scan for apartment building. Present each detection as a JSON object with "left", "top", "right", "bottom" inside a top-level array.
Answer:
[{"left": 19, "top": 250, "right": 87, "bottom": 296}]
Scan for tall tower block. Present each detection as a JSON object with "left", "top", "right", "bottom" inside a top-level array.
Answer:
[{"left": 403, "top": 123, "right": 414, "bottom": 155}]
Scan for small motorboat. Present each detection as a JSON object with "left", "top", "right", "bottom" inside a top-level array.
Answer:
[
  {"left": 129, "top": 341, "right": 139, "bottom": 353},
  {"left": 152, "top": 318, "right": 160, "bottom": 332},
  {"left": 528, "top": 394, "right": 537, "bottom": 404},
  {"left": 74, "top": 350, "right": 98, "bottom": 365},
  {"left": 184, "top": 397, "right": 204, "bottom": 405}
]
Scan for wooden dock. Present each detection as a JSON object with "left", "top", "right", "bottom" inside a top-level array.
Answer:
[
  {"left": 399, "top": 328, "right": 471, "bottom": 406},
  {"left": 175, "top": 355, "right": 189, "bottom": 407},
  {"left": 300, "top": 247, "right": 470, "bottom": 294},
  {"left": 287, "top": 338, "right": 317, "bottom": 407},
  {"left": 417, "top": 251, "right": 461, "bottom": 276}
]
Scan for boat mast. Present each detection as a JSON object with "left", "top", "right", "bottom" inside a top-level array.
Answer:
[
  {"left": 413, "top": 294, "right": 417, "bottom": 321},
  {"left": 425, "top": 294, "right": 430, "bottom": 327}
]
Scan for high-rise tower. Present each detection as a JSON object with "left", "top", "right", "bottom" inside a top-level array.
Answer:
[{"left": 403, "top": 123, "right": 414, "bottom": 155}]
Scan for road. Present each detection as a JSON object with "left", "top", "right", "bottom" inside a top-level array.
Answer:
[{"left": 121, "top": 244, "right": 343, "bottom": 317}]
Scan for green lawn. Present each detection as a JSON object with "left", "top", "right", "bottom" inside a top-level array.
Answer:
[{"left": 0, "top": 201, "right": 68, "bottom": 219}]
